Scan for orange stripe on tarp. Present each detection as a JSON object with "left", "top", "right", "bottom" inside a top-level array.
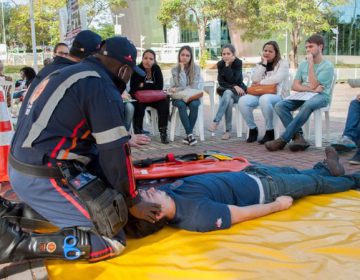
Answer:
[
  {"left": 0, "top": 145, "right": 10, "bottom": 182},
  {"left": 49, "top": 178, "right": 90, "bottom": 219},
  {"left": 123, "top": 144, "right": 137, "bottom": 198},
  {"left": 0, "top": 121, "right": 12, "bottom": 132}
]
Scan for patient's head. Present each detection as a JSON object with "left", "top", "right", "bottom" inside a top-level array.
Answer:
[{"left": 125, "top": 187, "right": 172, "bottom": 238}]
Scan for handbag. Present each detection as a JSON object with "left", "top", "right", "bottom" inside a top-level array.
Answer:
[
  {"left": 133, "top": 90, "right": 167, "bottom": 103},
  {"left": 171, "top": 88, "right": 203, "bottom": 103},
  {"left": 247, "top": 84, "right": 277, "bottom": 96}
]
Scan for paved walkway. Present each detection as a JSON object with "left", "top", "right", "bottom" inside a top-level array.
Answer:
[{"left": 132, "top": 82, "right": 359, "bottom": 174}]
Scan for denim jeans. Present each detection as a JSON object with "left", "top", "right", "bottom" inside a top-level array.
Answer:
[
  {"left": 245, "top": 163, "right": 360, "bottom": 203},
  {"left": 124, "top": 102, "right": 134, "bottom": 131},
  {"left": 214, "top": 90, "right": 240, "bottom": 132},
  {"left": 133, "top": 99, "right": 170, "bottom": 133},
  {"left": 239, "top": 94, "right": 281, "bottom": 130},
  {"left": 343, "top": 99, "right": 360, "bottom": 145},
  {"left": 274, "top": 94, "right": 328, "bottom": 142},
  {"left": 172, "top": 99, "right": 200, "bottom": 135}
]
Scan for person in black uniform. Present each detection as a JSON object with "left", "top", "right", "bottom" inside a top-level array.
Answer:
[{"left": 1, "top": 36, "right": 161, "bottom": 264}]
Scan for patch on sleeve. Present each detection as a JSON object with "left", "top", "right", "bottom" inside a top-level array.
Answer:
[
  {"left": 169, "top": 180, "right": 184, "bottom": 190},
  {"left": 215, "top": 218, "right": 223, "bottom": 228}
]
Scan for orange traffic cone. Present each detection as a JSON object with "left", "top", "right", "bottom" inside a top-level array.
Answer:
[{"left": 0, "top": 87, "right": 13, "bottom": 182}]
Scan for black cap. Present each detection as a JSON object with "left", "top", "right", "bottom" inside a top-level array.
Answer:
[
  {"left": 101, "top": 36, "right": 145, "bottom": 76},
  {"left": 70, "top": 30, "right": 102, "bottom": 58}
]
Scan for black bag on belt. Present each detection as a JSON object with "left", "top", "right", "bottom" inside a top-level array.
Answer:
[{"left": 66, "top": 171, "right": 128, "bottom": 238}]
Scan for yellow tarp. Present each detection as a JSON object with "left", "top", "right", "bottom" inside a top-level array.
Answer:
[{"left": 47, "top": 190, "right": 360, "bottom": 279}]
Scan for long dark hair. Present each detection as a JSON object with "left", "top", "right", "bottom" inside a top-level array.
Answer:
[
  {"left": 263, "top": 41, "right": 281, "bottom": 68},
  {"left": 177, "top": 45, "right": 195, "bottom": 85},
  {"left": 142, "top": 49, "right": 157, "bottom": 64},
  {"left": 20, "top": 66, "right": 36, "bottom": 86}
]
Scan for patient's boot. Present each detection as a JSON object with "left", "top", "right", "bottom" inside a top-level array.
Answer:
[{"left": 0, "top": 217, "right": 91, "bottom": 264}]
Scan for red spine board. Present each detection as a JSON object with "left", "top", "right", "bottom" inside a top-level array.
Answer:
[{"left": 134, "top": 157, "right": 251, "bottom": 180}]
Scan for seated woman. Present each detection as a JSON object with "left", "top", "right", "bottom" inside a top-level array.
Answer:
[
  {"left": 125, "top": 147, "right": 358, "bottom": 236},
  {"left": 208, "top": 45, "right": 247, "bottom": 140},
  {"left": 130, "top": 49, "right": 170, "bottom": 144},
  {"left": 169, "top": 46, "right": 202, "bottom": 145},
  {"left": 239, "top": 41, "right": 290, "bottom": 144},
  {"left": 13, "top": 66, "right": 36, "bottom": 100}
]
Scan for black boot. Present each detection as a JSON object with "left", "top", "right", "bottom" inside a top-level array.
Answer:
[
  {"left": 0, "top": 196, "right": 57, "bottom": 232},
  {"left": 258, "top": 129, "right": 275, "bottom": 144},
  {"left": 246, "top": 127, "right": 258, "bottom": 143},
  {"left": 159, "top": 127, "right": 169, "bottom": 144},
  {"left": 0, "top": 217, "right": 91, "bottom": 264}
]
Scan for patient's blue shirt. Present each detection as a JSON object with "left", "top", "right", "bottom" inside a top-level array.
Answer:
[{"left": 159, "top": 171, "right": 259, "bottom": 232}]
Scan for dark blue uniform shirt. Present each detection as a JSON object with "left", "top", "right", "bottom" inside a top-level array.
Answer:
[
  {"left": 160, "top": 172, "right": 259, "bottom": 232},
  {"left": 11, "top": 56, "right": 137, "bottom": 205}
]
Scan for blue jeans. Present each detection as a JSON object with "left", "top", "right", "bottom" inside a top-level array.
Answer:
[
  {"left": 274, "top": 94, "right": 328, "bottom": 142},
  {"left": 239, "top": 94, "right": 281, "bottom": 130},
  {"left": 214, "top": 90, "right": 240, "bottom": 132},
  {"left": 172, "top": 99, "right": 200, "bottom": 135},
  {"left": 245, "top": 162, "right": 360, "bottom": 203},
  {"left": 124, "top": 102, "right": 134, "bottom": 131},
  {"left": 343, "top": 99, "right": 360, "bottom": 145}
]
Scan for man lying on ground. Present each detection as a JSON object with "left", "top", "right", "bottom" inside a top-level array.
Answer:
[{"left": 126, "top": 147, "right": 360, "bottom": 236}]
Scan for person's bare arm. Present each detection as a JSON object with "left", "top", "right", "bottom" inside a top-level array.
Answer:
[
  {"left": 291, "top": 79, "right": 323, "bottom": 93},
  {"left": 306, "top": 54, "right": 320, "bottom": 90},
  {"left": 228, "top": 196, "right": 293, "bottom": 225}
]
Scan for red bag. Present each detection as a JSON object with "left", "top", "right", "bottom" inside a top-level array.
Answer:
[{"left": 133, "top": 90, "right": 167, "bottom": 103}]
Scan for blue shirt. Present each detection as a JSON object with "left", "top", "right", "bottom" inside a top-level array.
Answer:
[
  {"left": 295, "top": 59, "right": 334, "bottom": 102},
  {"left": 160, "top": 172, "right": 259, "bottom": 232}
]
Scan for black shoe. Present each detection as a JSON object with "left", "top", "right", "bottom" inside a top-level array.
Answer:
[
  {"left": 159, "top": 127, "right": 169, "bottom": 144},
  {"left": 187, "top": 134, "right": 197, "bottom": 146},
  {"left": 258, "top": 129, "right": 275, "bottom": 144},
  {"left": 246, "top": 127, "right": 258, "bottom": 143},
  {"left": 159, "top": 130, "right": 169, "bottom": 144}
]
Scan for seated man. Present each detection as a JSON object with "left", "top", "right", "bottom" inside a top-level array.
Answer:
[
  {"left": 265, "top": 34, "right": 334, "bottom": 152},
  {"left": 126, "top": 147, "right": 359, "bottom": 236},
  {"left": 331, "top": 94, "right": 360, "bottom": 165}
]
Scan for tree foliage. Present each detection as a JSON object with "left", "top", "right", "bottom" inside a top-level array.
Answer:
[
  {"left": 6, "top": 0, "right": 127, "bottom": 50},
  {"left": 212, "top": 0, "right": 343, "bottom": 67},
  {"left": 158, "top": 0, "right": 218, "bottom": 58}
]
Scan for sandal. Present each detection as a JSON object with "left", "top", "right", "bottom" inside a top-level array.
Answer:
[
  {"left": 221, "top": 132, "right": 230, "bottom": 140},
  {"left": 208, "top": 122, "right": 219, "bottom": 132}
]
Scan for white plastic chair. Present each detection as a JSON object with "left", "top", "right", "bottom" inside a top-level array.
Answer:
[{"left": 302, "top": 72, "right": 337, "bottom": 147}]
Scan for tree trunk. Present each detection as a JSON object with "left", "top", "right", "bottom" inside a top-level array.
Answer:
[
  {"left": 227, "top": 19, "right": 244, "bottom": 57},
  {"left": 290, "top": 26, "right": 301, "bottom": 69},
  {"left": 198, "top": 21, "right": 206, "bottom": 58}
]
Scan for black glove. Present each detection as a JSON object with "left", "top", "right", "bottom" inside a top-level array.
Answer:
[{"left": 129, "top": 200, "right": 161, "bottom": 223}]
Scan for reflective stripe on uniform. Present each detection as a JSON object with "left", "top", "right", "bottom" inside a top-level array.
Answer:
[
  {"left": 92, "top": 126, "right": 128, "bottom": 145},
  {"left": 22, "top": 71, "right": 101, "bottom": 148},
  {"left": 56, "top": 150, "right": 91, "bottom": 165}
]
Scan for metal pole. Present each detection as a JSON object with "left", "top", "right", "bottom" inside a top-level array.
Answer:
[
  {"left": 285, "top": 30, "right": 288, "bottom": 59},
  {"left": 29, "top": 0, "right": 38, "bottom": 72},
  {"left": 1, "top": 1, "right": 5, "bottom": 44},
  {"left": 335, "top": 28, "right": 338, "bottom": 65}
]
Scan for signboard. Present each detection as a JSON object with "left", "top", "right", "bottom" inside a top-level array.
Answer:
[{"left": 59, "top": 0, "right": 87, "bottom": 45}]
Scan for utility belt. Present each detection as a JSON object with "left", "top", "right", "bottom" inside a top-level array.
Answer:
[{"left": 9, "top": 153, "right": 128, "bottom": 238}]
